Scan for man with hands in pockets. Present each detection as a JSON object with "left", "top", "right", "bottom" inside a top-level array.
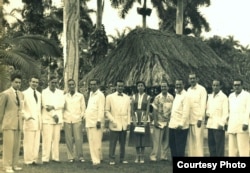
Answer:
[{"left": 22, "top": 76, "right": 42, "bottom": 165}]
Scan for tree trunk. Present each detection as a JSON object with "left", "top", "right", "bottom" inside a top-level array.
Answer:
[
  {"left": 63, "top": 0, "right": 80, "bottom": 91},
  {"left": 176, "top": 0, "right": 183, "bottom": 35},
  {"left": 0, "top": 0, "right": 3, "bottom": 36},
  {"left": 142, "top": 0, "right": 146, "bottom": 28},
  {"left": 96, "top": 0, "right": 103, "bottom": 29}
]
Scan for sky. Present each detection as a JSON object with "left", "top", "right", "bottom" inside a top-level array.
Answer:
[{"left": 4, "top": 0, "right": 250, "bottom": 47}]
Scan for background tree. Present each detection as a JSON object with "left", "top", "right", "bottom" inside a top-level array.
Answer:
[
  {"left": 63, "top": 0, "right": 80, "bottom": 91},
  {"left": 111, "top": 0, "right": 211, "bottom": 36},
  {"left": 0, "top": 34, "right": 61, "bottom": 91},
  {"left": 110, "top": 0, "right": 152, "bottom": 28},
  {"left": 78, "top": 0, "right": 95, "bottom": 80},
  {"left": 152, "top": 0, "right": 211, "bottom": 36},
  {"left": 205, "top": 35, "right": 250, "bottom": 89},
  {"left": 88, "top": 0, "right": 108, "bottom": 67},
  {"left": 108, "top": 27, "right": 131, "bottom": 51},
  {"left": 1, "top": 0, "right": 62, "bottom": 90}
]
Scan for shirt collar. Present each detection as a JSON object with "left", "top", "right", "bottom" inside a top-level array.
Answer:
[
  {"left": 176, "top": 89, "right": 185, "bottom": 95},
  {"left": 90, "top": 89, "right": 100, "bottom": 96},
  {"left": 191, "top": 83, "right": 198, "bottom": 89},
  {"left": 160, "top": 92, "right": 168, "bottom": 98},
  {"left": 212, "top": 90, "right": 221, "bottom": 97},
  {"left": 11, "top": 87, "right": 17, "bottom": 93},
  {"left": 116, "top": 91, "right": 123, "bottom": 96}
]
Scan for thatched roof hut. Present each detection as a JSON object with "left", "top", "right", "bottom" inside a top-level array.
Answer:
[{"left": 83, "top": 28, "right": 232, "bottom": 89}]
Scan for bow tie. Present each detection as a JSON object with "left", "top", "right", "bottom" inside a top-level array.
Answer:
[{"left": 118, "top": 93, "right": 123, "bottom": 96}]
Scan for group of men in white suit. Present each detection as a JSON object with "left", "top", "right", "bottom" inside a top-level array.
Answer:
[{"left": 0, "top": 74, "right": 132, "bottom": 172}]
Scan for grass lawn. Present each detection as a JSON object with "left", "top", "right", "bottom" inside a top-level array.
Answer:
[
  {"left": 0, "top": 128, "right": 229, "bottom": 173},
  {"left": 0, "top": 131, "right": 173, "bottom": 173}
]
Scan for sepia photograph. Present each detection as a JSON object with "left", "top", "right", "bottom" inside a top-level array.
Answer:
[{"left": 0, "top": 0, "right": 250, "bottom": 173}]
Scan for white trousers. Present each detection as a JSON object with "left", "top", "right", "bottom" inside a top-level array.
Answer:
[
  {"left": 23, "top": 130, "right": 41, "bottom": 164},
  {"left": 228, "top": 133, "right": 249, "bottom": 156},
  {"left": 86, "top": 127, "right": 103, "bottom": 164},
  {"left": 150, "top": 126, "right": 169, "bottom": 160},
  {"left": 187, "top": 124, "right": 204, "bottom": 156},
  {"left": 42, "top": 124, "right": 61, "bottom": 162}
]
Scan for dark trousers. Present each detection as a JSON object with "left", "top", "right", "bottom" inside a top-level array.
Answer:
[
  {"left": 207, "top": 128, "right": 225, "bottom": 157},
  {"left": 109, "top": 130, "right": 127, "bottom": 161},
  {"left": 169, "top": 128, "right": 188, "bottom": 157}
]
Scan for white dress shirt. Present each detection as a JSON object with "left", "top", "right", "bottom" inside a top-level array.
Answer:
[
  {"left": 85, "top": 89, "right": 105, "bottom": 128},
  {"left": 64, "top": 92, "right": 86, "bottom": 123},
  {"left": 184, "top": 83, "right": 207, "bottom": 125},
  {"left": 41, "top": 87, "right": 65, "bottom": 124},
  {"left": 228, "top": 90, "right": 250, "bottom": 133},
  {"left": 169, "top": 89, "right": 189, "bottom": 129},
  {"left": 206, "top": 90, "right": 228, "bottom": 129}
]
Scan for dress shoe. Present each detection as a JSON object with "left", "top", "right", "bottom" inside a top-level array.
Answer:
[
  {"left": 109, "top": 161, "right": 115, "bottom": 165},
  {"left": 5, "top": 168, "right": 14, "bottom": 173},
  {"left": 150, "top": 157, "right": 157, "bottom": 162},
  {"left": 160, "top": 157, "right": 169, "bottom": 161},
  {"left": 140, "top": 157, "right": 145, "bottom": 163},
  {"left": 120, "top": 160, "right": 128, "bottom": 164},
  {"left": 79, "top": 159, "right": 85, "bottom": 162},
  {"left": 13, "top": 166, "right": 22, "bottom": 171},
  {"left": 68, "top": 159, "right": 74, "bottom": 163},
  {"left": 134, "top": 155, "right": 139, "bottom": 163}
]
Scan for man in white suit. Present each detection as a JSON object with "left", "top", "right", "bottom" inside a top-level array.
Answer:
[
  {"left": 185, "top": 73, "right": 207, "bottom": 156},
  {"left": 228, "top": 79, "right": 249, "bottom": 156},
  {"left": 105, "top": 80, "right": 131, "bottom": 165},
  {"left": 22, "top": 76, "right": 42, "bottom": 165},
  {"left": 85, "top": 78, "right": 105, "bottom": 166},
  {"left": 41, "top": 76, "right": 65, "bottom": 163}
]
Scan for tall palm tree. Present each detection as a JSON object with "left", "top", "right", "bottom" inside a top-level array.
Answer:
[
  {"left": 111, "top": 0, "right": 211, "bottom": 36},
  {"left": 88, "top": 0, "right": 108, "bottom": 66},
  {"left": 63, "top": 0, "right": 80, "bottom": 90}
]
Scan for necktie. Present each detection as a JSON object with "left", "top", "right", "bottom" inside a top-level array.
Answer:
[
  {"left": 34, "top": 90, "right": 38, "bottom": 103},
  {"left": 15, "top": 90, "right": 20, "bottom": 107}
]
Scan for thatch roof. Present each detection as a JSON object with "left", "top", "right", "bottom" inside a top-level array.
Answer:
[{"left": 83, "top": 28, "right": 232, "bottom": 88}]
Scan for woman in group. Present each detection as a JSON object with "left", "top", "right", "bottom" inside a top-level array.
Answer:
[{"left": 128, "top": 81, "right": 152, "bottom": 163}]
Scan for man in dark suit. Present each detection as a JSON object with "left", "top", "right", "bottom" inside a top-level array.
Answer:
[
  {"left": 105, "top": 80, "right": 131, "bottom": 165},
  {"left": 0, "top": 73, "right": 24, "bottom": 173}
]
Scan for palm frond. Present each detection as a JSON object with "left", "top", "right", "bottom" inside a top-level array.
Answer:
[
  {"left": 0, "top": 49, "right": 40, "bottom": 75},
  {"left": 6, "top": 35, "right": 62, "bottom": 58},
  {"left": 120, "top": 0, "right": 139, "bottom": 18},
  {"left": 0, "top": 65, "right": 11, "bottom": 91}
]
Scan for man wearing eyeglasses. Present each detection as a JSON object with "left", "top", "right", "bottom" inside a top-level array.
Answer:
[{"left": 227, "top": 79, "right": 249, "bottom": 156}]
